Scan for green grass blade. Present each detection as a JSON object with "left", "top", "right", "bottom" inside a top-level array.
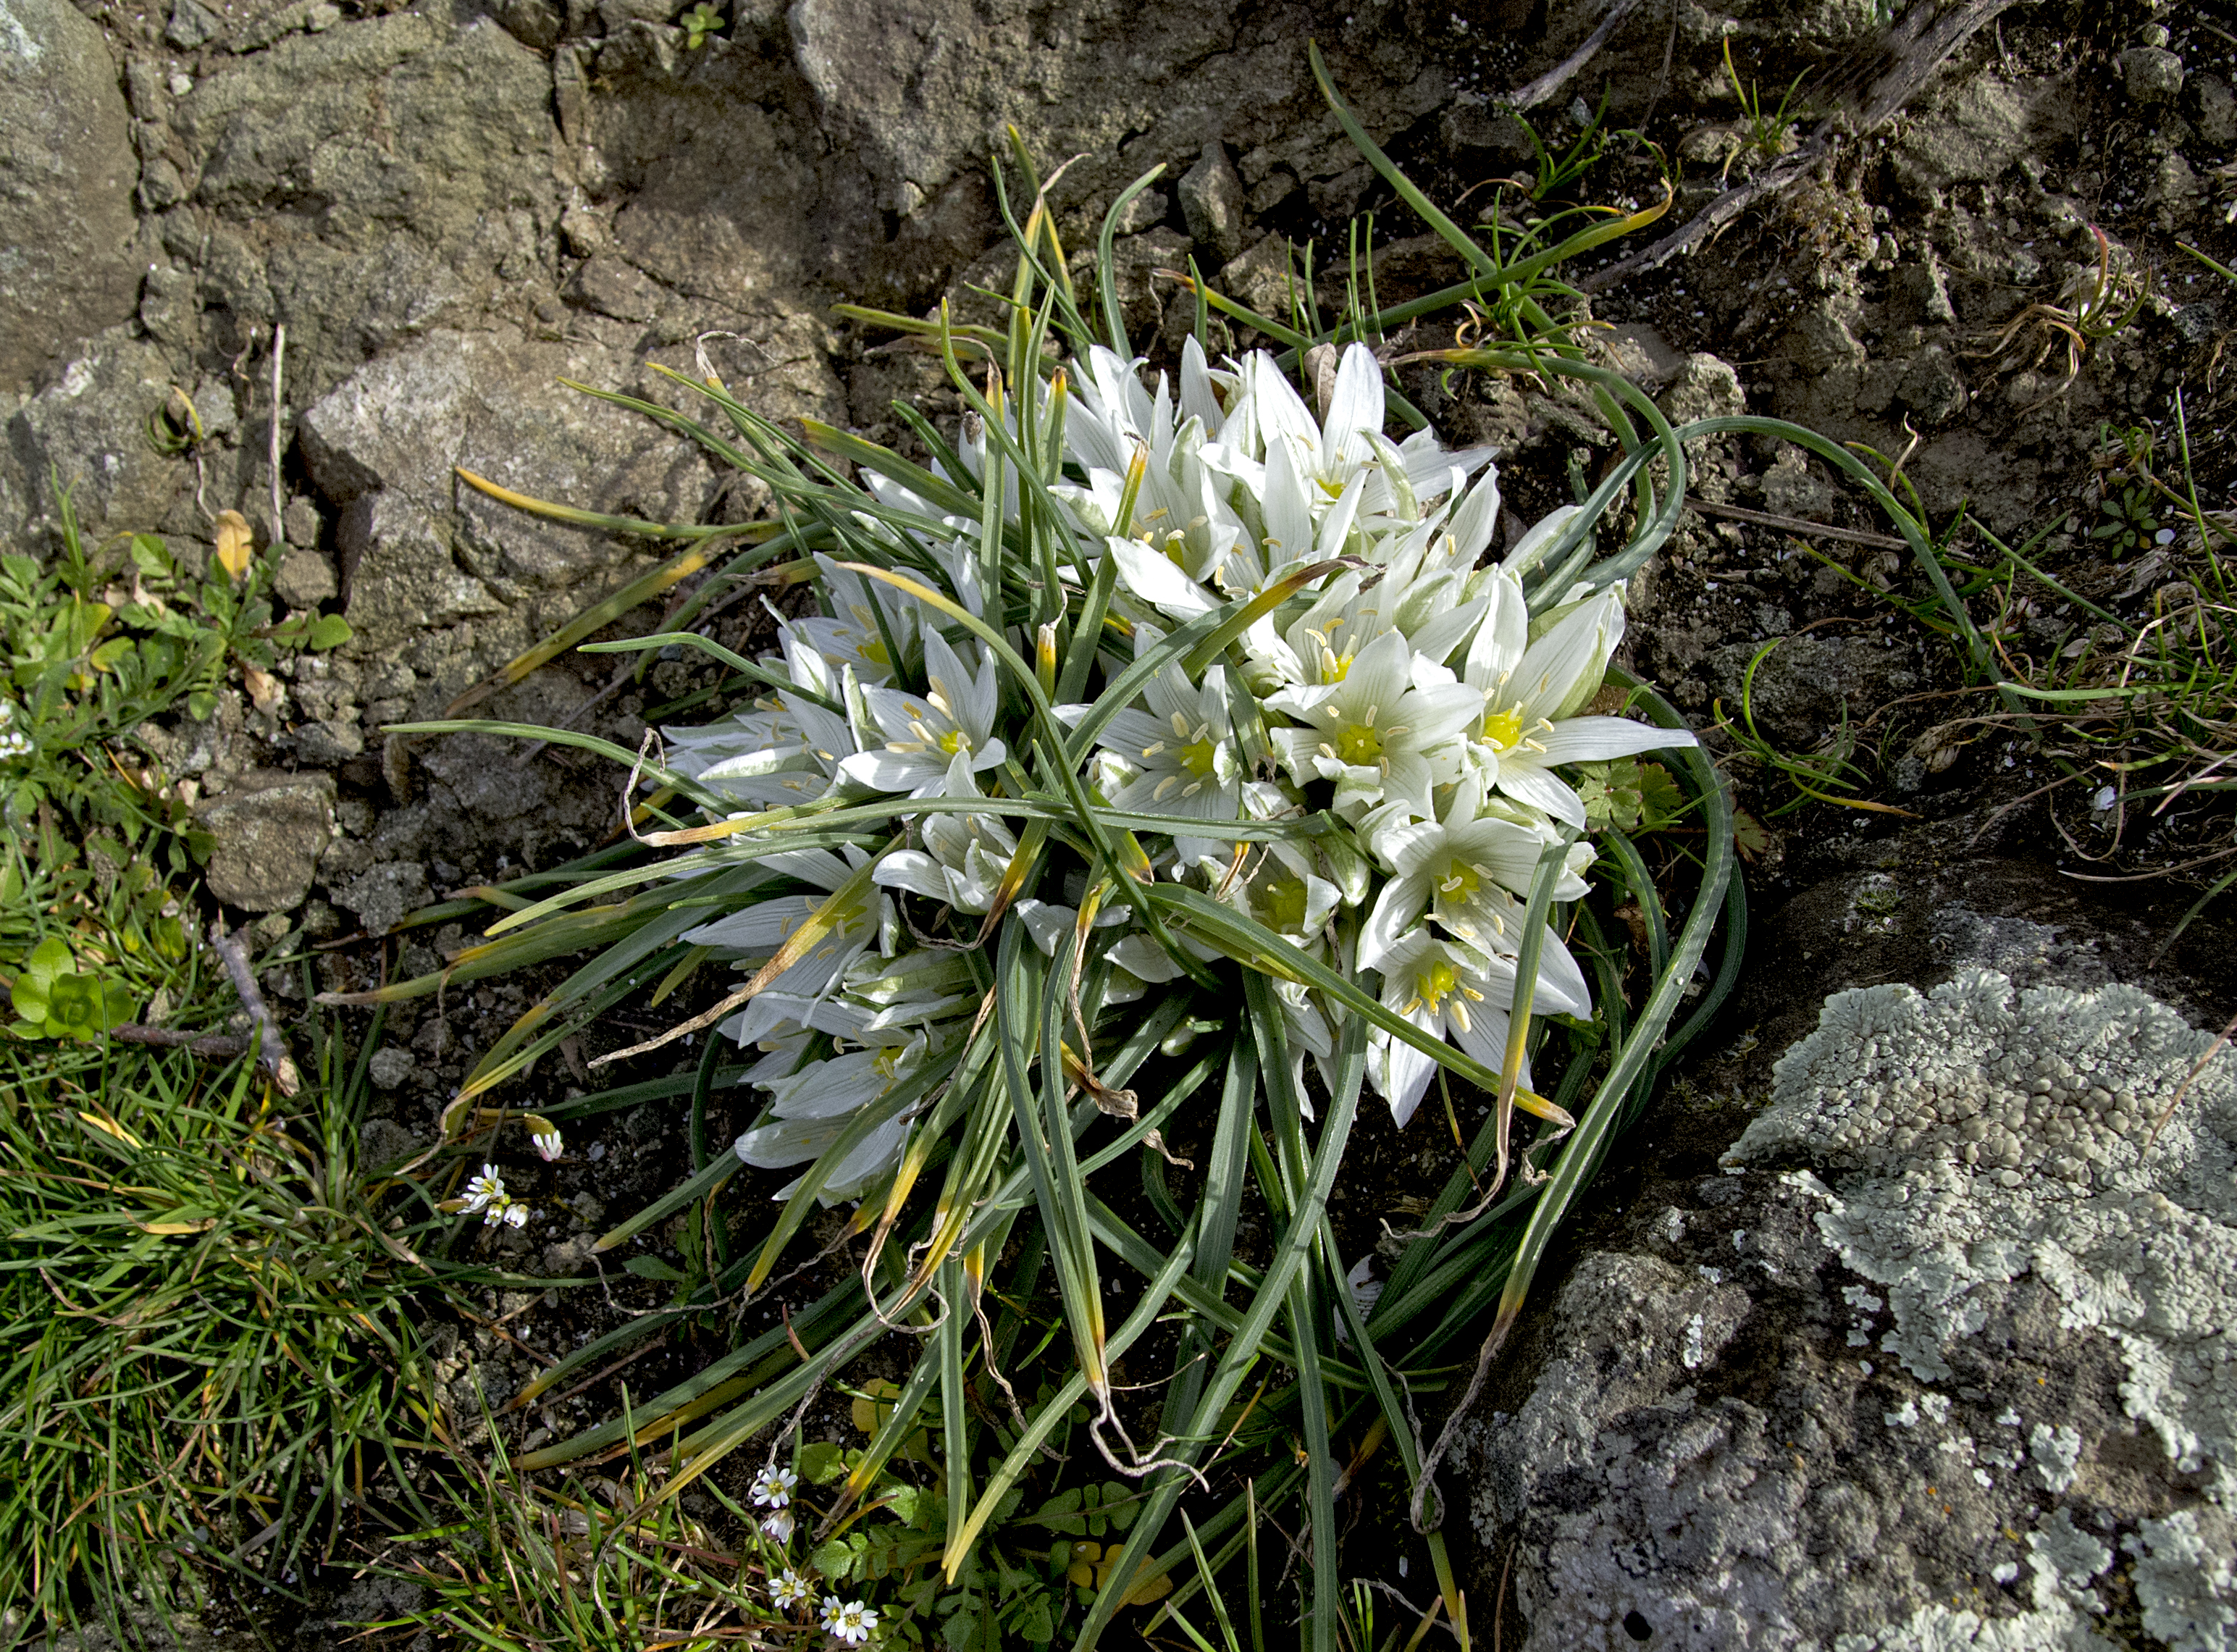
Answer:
[{"left": 1097, "top": 165, "right": 1170, "bottom": 355}]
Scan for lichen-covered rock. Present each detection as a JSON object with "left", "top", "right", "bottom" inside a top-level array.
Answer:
[
  {"left": 172, "top": 11, "right": 561, "bottom": 399},
  {"left": 0, "top": 0, "right": 140, "bottom": 390},
  {"left": 1456, "top": 965, "right": 2235, "bottom": 1652},
  {"left": 1726, "top": 969, "right": 2237, "bottom": 1502}
]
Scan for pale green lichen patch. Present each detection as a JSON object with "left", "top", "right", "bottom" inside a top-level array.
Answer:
[
  {"left": 2129, "top": 1509, "right": 2237, "bottom": 1652},
  {"left": 1724, "top": 969, "right": 2237, "bottom": 1498}
]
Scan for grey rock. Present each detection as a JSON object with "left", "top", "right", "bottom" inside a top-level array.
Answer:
[
  {"left": 1178, "top": 145, "right": 1246, "bottom": 266},
  {"left": 293, "top": 717, "right": 365, "bottom": 765},
  {"left": 1658, "top": 352, "right": 1747, "bottom": 426},
  {"left": 366, "top": 1047, "right": 417, "bottom": 1092},
  {"left": 358, "top": 1118, "right": 419, "bottom": 1165},
  {"left": 175, "top": 12, "right": 562, "bottom": 400},
  {"left": 1891, "top": 74, "right": 2044, "bottom": 193},
  {"left": 2120, "top": 45, "right": 2183, "bottom": 106},
  {"left": 273, "top": 548, "right": 338, "bottom": 608},
  {"left": 1109, "top": 186, "right": 1166, "bottom": 237},
  {"left": 1895, "top": 348, "right": 1966, "bottom": 426},
  {"left": 1705, "top": 633, "right": 1919, "bottom": 749},
  {"left": 2152, "top": 151, "right": 2202, "bottom": 232},
  {"left": 1217, "top": 234, "right": 1295, "bottom": 322},
  {"left": 1456, "top": 963, "right": 2237, "bottom": 1651},
  {"left": 0, "top": 0, "right": 140, "bottom": 390},
  {"left": 788, "top": 0, "right": 1447, "bottom": 264},
  {"left": 1760, "top": 445, "right": 1834, "bottom": 520},
  {"left": 6, "top": 331, "right": 186, "bottom": 540},
  {"left": 1782, "top": 296, "right": 1868, "bottom": 374},
  {"left": 196, "top": 769, "right": 337, "bottom": 911},
  {"left": 2191, "top": 73, "right": 2236, "bottom": 147},
  {"left": 567, "top": 253, "right": 665, "bottom": 322},
  {"left": 1889, "top": 255, "right": 1955, "bottom": 327},
  {"left": 281, "top": 495, "right": 322, "bottom": 549},
  {"left": 2175, "top": 303, "right": 2221, "bottom": 348},
  {"left": 301, "top": 325, "right": 724, "bottom": 649},
  {"left": 165, "top": 0, "right": 223, "bottom": 49},
  {"left": 138, "top": 264, "right": 200, "bottom": 350},
  {"left": 333, "top": 860, "right": 431, "bottom": 936}
]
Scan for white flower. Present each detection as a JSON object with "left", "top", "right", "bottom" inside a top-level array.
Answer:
[
  {"left": 792, "top": 552, "right": 920, "bottom": 685},
  {"left": 771, "top": 1567, "right": 813, "bottom": 1609},
  {"left": 1209, "top": 343, "right": 1491, "bottom": 522},
  {"left": 461, "top": 1165, "right": 505, "bottom": 1212},
  {"left": 733, "top": 1039, "right": 926, "bottom": 1206},
  {"left": 526, "top": 1115, "right": 563, "bottom": 1162},
  {"left": 1369, "top": 931, "right": 1521, "bottom": 1128},
  {"left": 820, "top": 1596, "right": 878, "bottom": 1644},
  {"left": 1065, "top": 341, "right": 1248, "bottom": 613},
  {"left": 870, "top": 755, "right": 1020, "bottom": 915},
  {"left": 688, "top": 847, "right": 891, "bottom": 1044},
  {"left": 1460, "top": 582, "right": 1695, "bottom": 827},
  {"left": 837, "top": 627, "right": 1007, "bottom": 797},
  {"left": 484, "top": 1194, "right": 530, "bottom": 1229},
  {"left": 761, "top": 1509, "right": 795, "bottom": 1544},
  {"left": 0, "top": 697, "right": 30, "bottom": 760},
  {"left": 1357, "top": 787, "right": 1595, "bottom": 981},
  {"left": 1265, "top": 629, "right": 1482, "bottom": 821},
  {"left": 751, "top": 1464, "right": 798, "bottom": 1509},
  {"left": 1087, "top": 653, "right": 1245, "bottom": 866}
]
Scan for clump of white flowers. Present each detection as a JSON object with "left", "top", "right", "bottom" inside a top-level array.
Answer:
[
  {"left": 442, "top": 1161, "right": 532, "bottom": 1228},
  {"left": 0, "top": 698, "right": 32, "bottom": 762},
  {"left": 642, "top": 339, "right": 1692, "bottom": 1199}
]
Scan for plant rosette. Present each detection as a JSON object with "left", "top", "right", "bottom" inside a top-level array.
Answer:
[
  {"left": 7, "top": 936, "right": 135, "bottom": 1041},
  {"left": 349, "top": 144, "right": 1742, "bottom": 1638},
  {"left": 629, "top": 337, "right": 1690, "bottom": 1176}
]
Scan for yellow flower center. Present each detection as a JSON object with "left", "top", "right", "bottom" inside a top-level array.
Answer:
[
  {"left": 1178, "top": 736, "right": 1220, "bottom": 778},
  {"left": 1261, "top": 872, "right": 1310, "bottom": 932},
  {"left": 1335, "top": 724, "right": 1382, "bottom": 766},
  {"left": 1415, "top": 957, "right": 1459, "bottom": 1013},
  {"left": 936, "top": 727, "right": 965, "bottom": 755},
  {"left": 1482, "top": 704, "right": 1525, "bottom": 751},
  {"left": 1436, "top": 859, "right": 1481, "bottom": 905}
]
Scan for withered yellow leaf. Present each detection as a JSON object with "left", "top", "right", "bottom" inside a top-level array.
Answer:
[{"left": 214, "top": 509, "right": 254, "bottom": 582}]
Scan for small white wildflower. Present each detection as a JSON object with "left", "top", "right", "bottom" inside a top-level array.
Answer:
[
  {"left": 771, "top": 1567, "right": 813, "bottom": 1609},
  {"left": 462, "top": 1165, "right": 505, "bottom": 1212},
  {"left": 485, "top": 1194, "right": 530, "bottom": 1229},
  {"left": 820, "top": 1596, "right": 877, "bottom": 1644},
  {"left": 750, "top": 1464, "right": 797, "bottom": 1509},
  {"left": 761, "top": 1509, "right": 795, "bottom": 1544},
  {"left": 531, "top": 1127, "right": 563, "bottom": 1161}
]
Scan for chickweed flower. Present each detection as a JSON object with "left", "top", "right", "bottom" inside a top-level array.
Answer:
[
  {"left": 820, "top": 1596, "right": 878, "bottom": 1645},
  {"left": 525, "top": 1115, "right": 563, "bottom": 1161},
  {"left": 771, "top": 1567, "right": 813, "bottom": 1609},
  {"left": 461, "top": 1165, "right": 505, "bottom": 1212},
  {"left": 750, "top": 1464, "right": 798, "bottom": 1509},
  {"left": 761, "top": 1509, "right": 795, "bottom": 1544}
]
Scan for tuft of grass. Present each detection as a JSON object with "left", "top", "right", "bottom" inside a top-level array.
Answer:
[
  {"left": 0, "top": 986, "right": 446, "bottom": 1649},
  {"left": 356, "top": 1428, "right": 788, "bottom": 1651}
]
